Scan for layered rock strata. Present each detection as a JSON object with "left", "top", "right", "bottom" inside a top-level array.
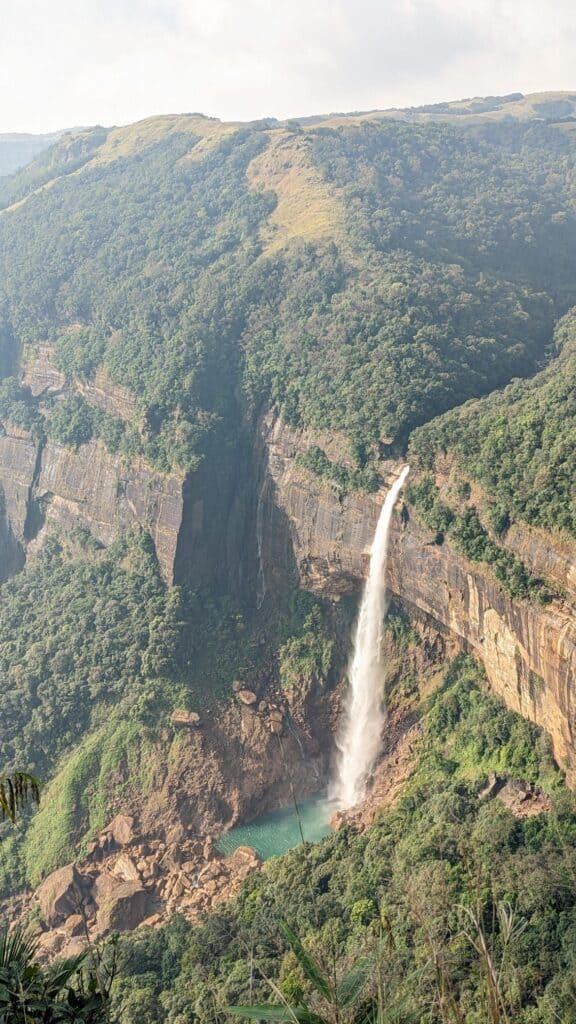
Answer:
[
  {"left": 0, "top": 425, "right": 184, "bottom": 583},
  {"left": 258, "top": 413, "right": 576, "bottom": 777}
]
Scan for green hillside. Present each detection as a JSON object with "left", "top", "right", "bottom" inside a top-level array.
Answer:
[
  {"left": 113, "top": 658, "right": 576, "bottom": 1024},
  {"left": 2, "top": 108, "right": 576, "bottom": 473},
  {"left": 2, "top": 95, "right": 576, "bottom": 1022}
]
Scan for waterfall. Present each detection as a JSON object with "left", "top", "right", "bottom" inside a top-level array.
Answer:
[
  {"left": 255, "top": 475, "right": 268, "bottom": 609},
  {"left": 331, "top": 466, "right": 410, "bottom": 809}
]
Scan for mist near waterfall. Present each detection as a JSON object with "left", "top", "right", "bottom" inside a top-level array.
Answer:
[{"left": 331, "top": 466, "right": 410, "bottom": 809}]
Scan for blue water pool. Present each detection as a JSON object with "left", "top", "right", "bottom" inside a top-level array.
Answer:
[{"left": 216, "top": 794, "right": 332, "bottom": 860}]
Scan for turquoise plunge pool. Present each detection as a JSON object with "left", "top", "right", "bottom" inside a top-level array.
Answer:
[{"left": 216, "top": 794, "right": 331, "bottom": 860}]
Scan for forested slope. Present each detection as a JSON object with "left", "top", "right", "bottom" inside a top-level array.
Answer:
[
  {"left": 1, "top": 94, "right": 576, "bottom": 956},
  {"left": 2, "top": 106, "right": 576, "bottom": 473},
  {"left": 113, "top": 657, "right": 576, "bottom": 1024}
]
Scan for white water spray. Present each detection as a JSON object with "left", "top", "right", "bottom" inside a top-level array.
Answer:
[{"left": 331, "top": 466, "right": 410, "bottom": 809}]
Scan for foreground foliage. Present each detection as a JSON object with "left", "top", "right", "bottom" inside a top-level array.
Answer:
[
  {"left": 0, "top": 926, "right": 112, "bottom": 1023},
  {"left": 113, "top": 657, "right": 575, "bottom": 1023}
]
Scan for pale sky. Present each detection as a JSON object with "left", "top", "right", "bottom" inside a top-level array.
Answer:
[{"left": 2, "top": 0, "right": 576, "bottom": 133}]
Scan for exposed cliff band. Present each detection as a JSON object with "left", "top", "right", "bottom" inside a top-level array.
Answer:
[{"left": 258, "top": 413, "right": 576, "bottom": 780}]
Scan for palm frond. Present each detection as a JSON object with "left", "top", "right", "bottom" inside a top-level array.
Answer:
[
  {"left": 227, "top": 1006, "right": 326, "bottom": 1022},
  {"left": 0, "top": 924, "right": 38, "bottom": 971},
  {"left": 44, "top": 951, "right": 88, "bottom": 996},
  {"left": 279, "top": 921, "right": 332, "bottom": 1003},
  {"left": 336, "top": 956, "right": 373, "bottom": 1007},
  {"left": 0, "top": 772, "right": 40, "bottom": 823}
]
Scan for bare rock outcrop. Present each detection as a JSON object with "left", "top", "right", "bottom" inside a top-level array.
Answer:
[
  {"left": 37, "top": 864, "right": 84, "bottom": 927},
  {"left": 258, "top": 412, "right": 576, "bottom": 777},
  {"left": 170, "top": 710, "right": 201, "bottom": 727},
  {"left": 96, "top": 881, "right": 151, "bottom": 935},
  {"left": 22, "top": 344, "right": 66, "bottom": 397},
  {"left": 0, "top": 424, "right": 38, "bottom": 576},
  {"left": 106, "top": 814, "right": 135, "bottom": 847}
]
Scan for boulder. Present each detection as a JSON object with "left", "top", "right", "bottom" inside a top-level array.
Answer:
[
  {"left": 93, "top": 872, "right": 119, "bottom": 902},
  {"left": 170, "top": 877, "right": 186, "bottom": 899},
  {"left": 143, "top": 860, "right": 160, "bottom": 880},
  {"left": 112, "top": 854, "right": 141, "bottom": 884},
  {"left": 164, "top": 823, "right": 186, "bottom": 848},
  {"left": 170, "top": 709, "right": 201, "bottom": 727},
  {"left": 106, "top": 814, "right": 135, "bottom": 847},
  {"left": 96, "top": 882, "right": 151, "bottom": 934},
  {"left": 182, "top": 859, "right": 199, "bottom": 875},
  {"left": 85, "top": 840, "right": 102, "bottom": 861},
  {"left": 63, "top": 914, "right": 85, "bottom": 938},
  {"left": 497, "top": 778, "right": 551, "bottom": 817},
  {"left": 36, "top": 930, "right": 66, "bottom": 959},
  {"left": 479, "top": 772, "right": 503, "bottom": 800},
  {"left": 60, "top": 938, "right": 87, "bottom": 959},
  {"left": 237, "top": 689, "right": 257, "bottom": 706},
  {"left": 234, "top": 845, "right": 259, "bottom": 864},
  {"left": 37, "top": 864, "right": 84, "bottom": 927}
]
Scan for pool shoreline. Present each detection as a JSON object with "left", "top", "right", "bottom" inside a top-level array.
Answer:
[{"left": 216, "top": 792, "right": 333, "bottom": 860}]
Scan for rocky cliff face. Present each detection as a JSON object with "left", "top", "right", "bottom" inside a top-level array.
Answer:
[
  {"left": 2, "top": 346, "right": 256, "bottom": 590},
  {"left": 0, "top": 424, "right": 184, "bottom": 584},
  {"left": 258, "top": 413, "right": 576, "bottom": 778},
  {"left": 35, "top": 439, "right": 184, "bottom": 582},
  {"left": 0, "top": 423, "right": 37, "bottom": 578}
]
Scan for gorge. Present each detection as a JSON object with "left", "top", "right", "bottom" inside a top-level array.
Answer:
[{"left": 1, "top": 92, "right": 576, "bottom": 1020}]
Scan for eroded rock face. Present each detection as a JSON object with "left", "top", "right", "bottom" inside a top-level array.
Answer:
[
  {"left": 0, "top": 427, "right": 184, "bottom": 584},
  {"left": 22, "top": 344, "right": 66, "bottom": 397},
  {"left": 36, "top": 439, "right": 184, "bottom": 584},
  {"left": 96, "top": 881, "right": 151, "bottom": 934},
  {"left": 1, "top": 346, "right": 185, "bottom": 582},
  {"left": 37, "top": 864, "right": 84, "bottom": 927},
  {"left": 1, "top": 345, "right": 254, "bottom": 589},
  {"left": 0, "top": 425, "right": 37, "bottom": 578},
  {"left": 391, "top": 522, "right": 576, "bottom": 773},
  {"left": 258, "top": 413, "right": 576, "bottom": 777}
]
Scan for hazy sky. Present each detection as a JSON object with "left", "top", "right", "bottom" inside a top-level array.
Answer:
[{"left": 2, "top": 0, "right": 576, "bottom": 132}]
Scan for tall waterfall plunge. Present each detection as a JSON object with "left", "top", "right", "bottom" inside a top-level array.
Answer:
[{"left": 331, "top": 466, "right": 410, "bottom": 809}]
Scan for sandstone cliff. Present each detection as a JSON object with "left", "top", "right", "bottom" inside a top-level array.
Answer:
[
  {"left": 1, "top": 346, "right": 255, "bottom": 589},
  {"left": 0, "top": 425, "right": 184, "bottom": 584},
  {"left": 0, "top": 423, "right": 37, "bottom": 578},
  {"left": 258, "top": 412, "right": 576, "bottom": 778}
]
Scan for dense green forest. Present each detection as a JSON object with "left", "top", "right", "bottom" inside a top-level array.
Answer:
[
  {"left": 2, "top": 101, "right": 576, "bottom": 1022},
  {"left": 113, "top": 658, "right": 576, "bottom": 1024},
  {"left": 2, "top": 115, "right": 576, "bottom": 473},
  {"left": 244, "top": 119, "right": 576, "bottom": 451},
  {"left": 410, "top": 309, "right": 576, "bottom": 536}
]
